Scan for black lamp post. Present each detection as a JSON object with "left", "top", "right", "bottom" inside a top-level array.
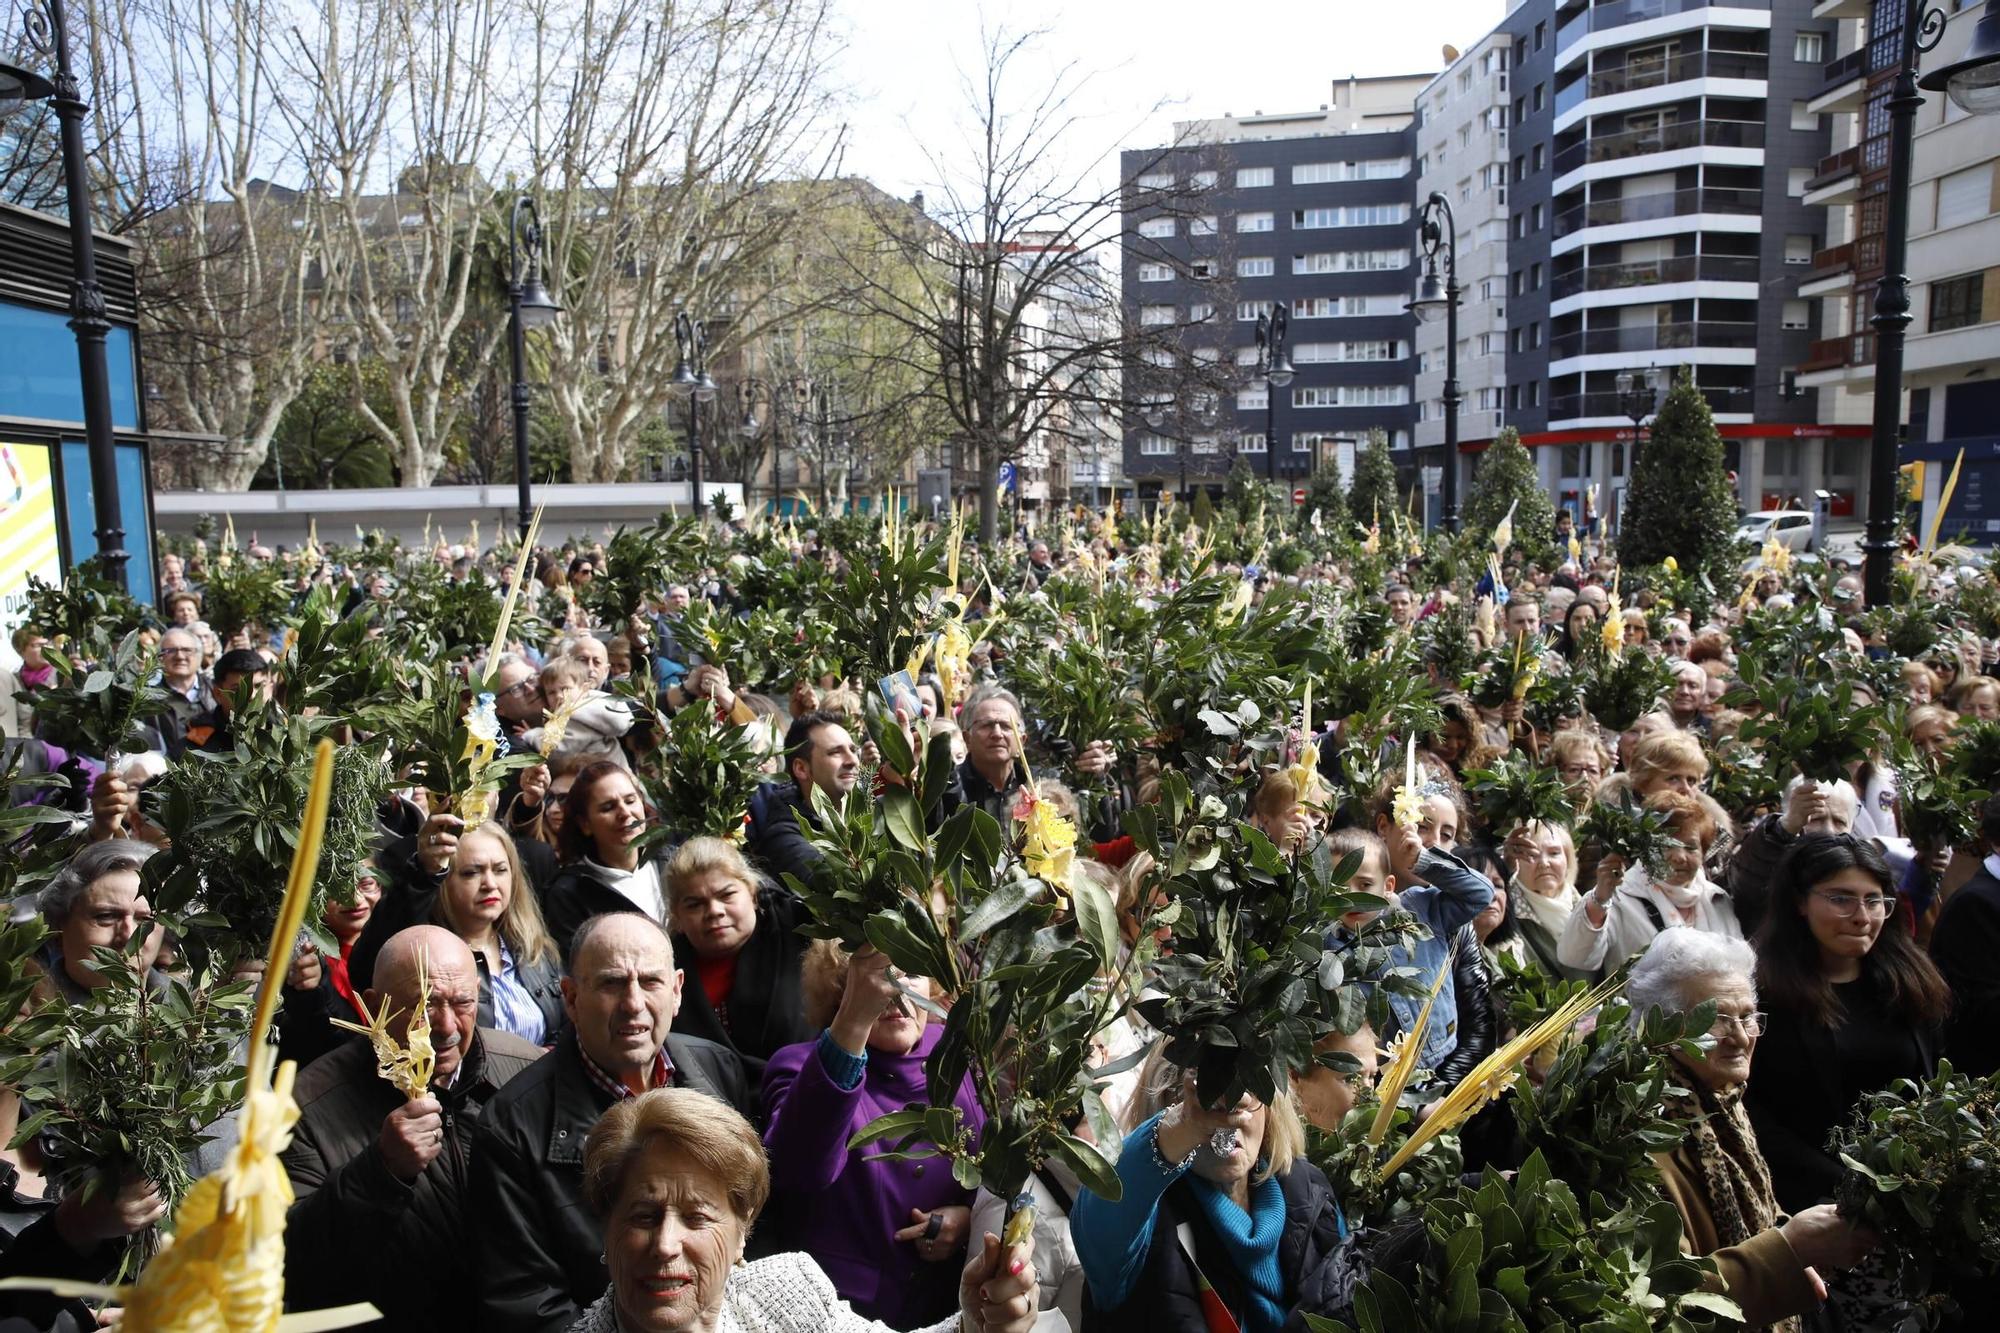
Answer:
[
  {"left": 506, "top": 195, "right": 561, "bottom": 540},
  {"left": 1407, "top": 191, "right": 1461, "bottom": 534},
  {"left": 1861, "top": 0, "right": 2000, "bottom": 605},
  {"left": 740, "top": 375, "right": 812, "bottom": 516},
  {"left": 1, "top": 0, "right": 127, "bottom": 588},
  {"left": 1614, "top": 367, "right": 1662, "bottom": 536},
  {"left": 670, "top": 311, "right": 718, "bottom": 517},
  {"left": 1254, "top": 304, "right": 1294, "bottom": 482}
]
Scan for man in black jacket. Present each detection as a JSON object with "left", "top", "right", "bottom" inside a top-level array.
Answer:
[
  {"left": 744, "top": 710, "right": 862, "bottom": 884},
  {"left": 281, "top": 926, "right": 544, "bottom": 1332},
  {"left": 468, "top": 912, "right": 751, "bottom": 1333},
  {"left": 1933, "top": 795, "right": 2000, "bottom": 1078}
]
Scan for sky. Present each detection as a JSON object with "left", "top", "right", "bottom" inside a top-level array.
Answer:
[{"left": 826, "top": 0, "right": 1508, "bottom": 201}]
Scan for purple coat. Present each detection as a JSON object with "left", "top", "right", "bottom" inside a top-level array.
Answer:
[{"left": 760, "top": 1026, "right": 986, "bottom": 1328}]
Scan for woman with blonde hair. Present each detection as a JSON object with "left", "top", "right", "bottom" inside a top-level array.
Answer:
[
  {"left": 432, "top": 823, "right": 563, "bottom": 1045},
  {"left": 1560, "top": 790, "right": 1742, "bottom": 979},
  {"left": 1070, "top": 1047, "right": 1341, "bottom": 1332},
  {"left": 662, "top": 835, "right": 814, "bottom": 1077}
]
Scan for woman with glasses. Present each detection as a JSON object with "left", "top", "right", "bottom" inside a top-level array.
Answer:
[
  {"left": 1628, "top": 931, "right": 1876, "bottom": 1330},
  {"left": 1747, "top": 835, "right": 1950, "bottom": 1329},
  {"left": 1497, "top": 819, "right": 1589, "bottom": 979}
]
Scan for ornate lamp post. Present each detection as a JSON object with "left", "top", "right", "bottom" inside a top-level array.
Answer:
[
  {"left": 1861, "top": 0, "right": 2000, "bottom": 604},
  {"left": 506, "top": 195, "right": 561, "bottom": 540},
  {"left": 740, "top": 375, "right": 813, "bottom": 516},
  {"left": 1, "top": 0, "right": 127, "bottom": 586},
  {"left": 1254, "top": 304, "right": 1294, "bottom": 483},
  {"left": 670, "top": 311, "right": 718, "bottom": 516},
  {"left": 1407, "top": 191, "right": 1461, "bottom": 534}
]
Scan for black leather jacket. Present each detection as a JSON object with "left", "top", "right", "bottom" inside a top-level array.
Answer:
[{"left": 1434, "top": 925, "right": 1497, "bottom": 1090}]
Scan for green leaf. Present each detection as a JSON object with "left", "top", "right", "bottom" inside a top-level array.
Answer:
[
  {"left": 1048, "top": 1131, "right": 1123, "bottom": 1203},
  {"left": 1071, "top": 870, "right": 1120, "bottom": 968},
  {"left": 883, "top": 788, "right": 925, "bottom": 854},
  {"left": 847, "top": 1108, "right": 930, "bottom": 1152},
  {"left": 959, "top": 878, "right": 1034, "bottom": 939}
]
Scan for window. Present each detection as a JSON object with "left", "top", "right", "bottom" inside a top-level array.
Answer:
[
  {"left": 1534, "top": 20, "right": 1546, "bottom": 50},
  {"left": 1532, "top": 83, "right": 1546, "bottom": 112},
  {"left": 1531, "top": 144, "right": 1545, "bottom": 173},
  {"left": 1139, "top": 304, "right": 1175, "bottom": 325},
  {"left": 1530, "top": 262, "right": 1543, "bottom": 289},
  {"left": 1191, "top": 435, "right": 1220, "bottom": 454},
  {"left": 1512, "top": 270, "right": 1525, "bottom": 296},
  {"left": 1512, "top": 326, "right": 1526, "bottom": 354},
  {"left": 1136, "top": 172, "right": 1173, "bottom": 189},
  {"left": 1937, "top": 164, "right": 1994, "bottom": 229},
  {"left": 1531, "top": 203, "right": 1544, "bottom": 231},
  {"left": 1236, "top": 166, "right": 1274, "bottom": 187},
  {"left": 1141, "top": 346, "right": 1175, "bottom": 367},
  {"left": 1293, "top": 385, "right": 1411, "bottom": 407},
  {"left": 1239, "top": 432, "right": 1267, "bottom": 453},
  {"left": 1190, "top": 346, "right": 1223, "bottom": 364},
  {"left": 1791, "top": 101, "right": 1819, "bottom": 131},
  {"left": 1237, "top": 256, "right": 1274, "bottom": 277},
  {"left": 1785, "top": 234, "right": 1814, "bottom": 264},
  {"left": 1530, "top": 382, "right": 1541, "bottom": 407},
  {"left": 1236, "top": 301, "right": 1264, "bottom": 321},
  {"left": 1930, "top": 273, "right": 1985, "bottom": 331},
  {"left": 1509, "top": 384, "right": 1522, "bottom": 410},
  {"left": 1794, "top": 32, "right": 1824, "bottom": 63},
  {"left": 1234, "top": 345, "right": 1261, "bottom": 365},
  {"left": 1787, "top": 166, "right": 1812, "bottom": 197},
  {"left": 1190, "top": 215, "right": 1219, "bottom": 236},
  {"left": 1291, "top": 295, "right": 1387, "bottom": 318},
  {"left": 1237, "top": 211, "right": 1275, "bottom": 232},
  {"left": 1190, "top": 260, "right": 1216, "bottom": 280},
  {"left": 1294, "top": 340, "right": 1401, "bottom": 362},
  {"left": 1530, "top": 321, "right": 1543, "bottom": 347},
  {"left": 1139, "top": 434, "right": 1175, "bottom": 456},
  {"left": 1781, "top": 300, "right": 1810, "bottom": 330},
  {"left": 1292, "top": 203, "right": 1410, "bottom": 229},
  {"left": 1138, "top": 262, "right": 1173, "bottom": 282},
  {"left": 1191, "top": 170, "right": 1218, "bottom": 189},
  {"left": 1292, "top": 159, "right": 1411, "bottom": 184},
  {"left": 1189, "top": 303, "right": 1215, "bottom": 322},
  {"left": 1237, "top": 388, "right": 1269, "bottom": 410},
  {"left": 1138, "top": 217, "right": 1176, "bottom": 239},
  {"left": 1293, "top": 249, "right": 1409, "bottom": 273}
]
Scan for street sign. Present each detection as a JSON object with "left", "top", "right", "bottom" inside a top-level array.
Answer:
[
  {"left": 1292, "top": 487, "right": 1306, "bottom": 504},
  {"left": 997, "top": 461, "right": 1016, "bottom": 493}
]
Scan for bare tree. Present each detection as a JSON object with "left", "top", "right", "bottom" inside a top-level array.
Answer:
[
  {"left": 517, "top": 0, "right": 842, "bottom": 483},
  {"left": 830, "top": 27, "right": 1233, "bottom": 544}
]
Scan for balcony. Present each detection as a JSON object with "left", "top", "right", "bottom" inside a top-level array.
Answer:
[
  {"left": 1809, "top": 241, "right": 1854, "bottom": 278},
  {"left": 1802, "top": 332, "right": 1876, "bottom": 372},
  {"left": 1552, "top": 185, "right": 1761, "bottom": 239},
  {"left": 1556, "top": 0, "right": 1774, "bottom": 58},
  {"left": 1550, "top": 320, "right": 1760, "bottom": 361},
  {"left": 1810, "top": 48, "right": 1866, "bottom": 113},
  {"left": 1552, "top": 118, "right": 1765, "bottom": 179},
  {"left": 1550, "top": 253, "right": 1759, "bottom": 301},
  {"left": 1549, "top": 385, "right": 1752, "bottom": 421},
  {"left": 1555, "top": 50, "right": 1769, "bottom": 119},
  {"left": 1804, "top": 146, "right": 1861, "bottom": 207},
  {"left": 1812, "top": 0, "right": 1866, "bottom": 17}
]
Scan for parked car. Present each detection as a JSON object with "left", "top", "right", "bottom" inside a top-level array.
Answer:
[{"left": 1736, "top": 509, "right": 1817, "bottom": 552}]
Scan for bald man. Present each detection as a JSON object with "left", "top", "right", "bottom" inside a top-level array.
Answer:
[{"left": 280, "top": 925, "right": 544, "bottom": 1332}]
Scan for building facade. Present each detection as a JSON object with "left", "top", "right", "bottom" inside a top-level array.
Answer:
[
  {"left": 1119, "top": 77, "right": 1429, "bottom": 499},
  {"left": 1412, "top": 32, "right": 1518, "bottom": 515},
  {"left": 1501, "top": 0, "right": 1855, "bottom": 526}
]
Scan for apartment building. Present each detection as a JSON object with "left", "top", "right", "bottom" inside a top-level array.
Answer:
[
  {"left": 1500, "top": 0, "right": 1850, "bottom": 525},
  {"left": 1119, "top": 77, "right": 1429, "bottom": 498},
  {"left": 1412, "top": 32, "right": 1518, "bottom": 515}
]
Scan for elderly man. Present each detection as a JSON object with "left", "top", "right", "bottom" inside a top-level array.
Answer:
[
  {"left": 1724, "top": 777, "right": 1859, "bottom": 936},
  {"left": 1665, "top": 659, "right": 1710, "bottom": 734},
  {"left": 281, "top": 926, "right": 543, "bottom": 1332},
  {"left": 469, "top": 912, "right": 750, "bottom": 1333},
  {"left": 746, "top": 710, "right": 862, "bottom": 884},
  {"left": 153, "top": 627, "right": 214, "bottom": 759}
]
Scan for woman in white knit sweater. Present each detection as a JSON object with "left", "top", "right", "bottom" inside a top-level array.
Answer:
[{"left": 1559, "top": 789, "right": 1743, "bottom": 979}]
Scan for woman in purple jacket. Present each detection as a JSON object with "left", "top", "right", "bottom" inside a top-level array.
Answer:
[{"left": 760, "top": 941, "right": 986, "bottom": 1328}]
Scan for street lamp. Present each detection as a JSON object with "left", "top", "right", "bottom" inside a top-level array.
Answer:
[
  {"left": 1408, "top": 191, "right": 1461, "bottom": 534},
  {"left": 0, "top": 0, "right": 128, "bottom": 588},
  {"left": 1254, "top": 304, "right": 1294, "bottom": 482},
  {"left": 1861, "top": 0, "right": 2000, "bottom": 604},
  {"left": 1615, "top": 367, "right": 1663, "bottom": 439},
  {"left": 670, "top": 311, "right": 718, "bottom": 517},
  {"left": 507, "top": 195, "right": 561, "bottom": 540},
  {"left": 740, "top": 375, "right": 812, "bottom": 516}
]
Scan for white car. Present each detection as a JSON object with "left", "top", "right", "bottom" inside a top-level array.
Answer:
[{"left": 1736, "top": 509, "right": 1817, "bottom": 552}]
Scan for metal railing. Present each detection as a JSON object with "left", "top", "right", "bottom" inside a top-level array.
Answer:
[
  {"left": 1555, "top": 49, "right": 1769, "bottom": 116},
  {"left": 1549, "top": 253, "right": 1759, "bottom": 300},
  {"left": 1550, "top": 320, "right": 1759, "bottom": 360},
  {"left": 1556, "top": 0, "right": 1773, "bottom": 55},
  {"left": 1553, "top": 118, "right": 1764, "bottom": 177},
  {"left": 1802, "top": 332, "right": 1875, "bottom": 370},
  {"left": 1552, "top": 185, "right": 1760, "bottom": 238}
]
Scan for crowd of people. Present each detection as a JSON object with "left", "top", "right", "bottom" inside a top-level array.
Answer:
[{"left": 1, "top": 498, "right": 1997, "bottom": 1333}]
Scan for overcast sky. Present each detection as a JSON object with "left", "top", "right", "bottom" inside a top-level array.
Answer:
[{"left": 827, "top": 0, "right": 1508, "bottom": 200}]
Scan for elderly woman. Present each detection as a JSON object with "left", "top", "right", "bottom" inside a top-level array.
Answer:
[
  {"left": 761, "top": 943, "right": 987, "bottom": 1328},
  {"left": 433, "top": 823, "right": 564, "bottom": 1045},
  {"left": 663, "top": 837, "right": 815, "bottom": 1078},
  {"left": 1628, "top": 930, "right": 1875, "bottom": 1331},
  {"left": 1497, "top": 819, "right": 1585, "bottom": 978},
  {"left": 1549, "top": 730, "right": 1609, "bottom": 809},
  {"left": 1560, "top": 791, "right": 1741, "bottom": 979},
  {"left": 1071, "top": 1051, "right": 1342, "bottom": 1331},
  {"left": 571, "top": 1087, "right": 1035, "bottom": 1333},
  {"left": 33, "top": 839, "right": 166, "bottom": 1002}
]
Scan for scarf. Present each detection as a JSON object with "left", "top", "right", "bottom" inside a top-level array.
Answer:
[
  {"left": 1188, "top": 1172, "right": 1288, "bottom": 1333},
  {"left": 1510, "top": 874, "right": 1578, "bottom": 937},
  {"left": 1669, "top": 1082, "right": 1797, "bottom": 1333}
]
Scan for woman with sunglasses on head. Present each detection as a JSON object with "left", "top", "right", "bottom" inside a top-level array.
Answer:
[{"left": 1746, "top": 835, "right": 1951, "bottom": 1329}]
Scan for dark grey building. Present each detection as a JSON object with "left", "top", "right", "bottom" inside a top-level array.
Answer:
[
  {"left": 1119, "top": 80, "right": 1429, "bottom": 499},
  {"left": 1498, "top": 0, "right": 1842, "bottom": 525}
]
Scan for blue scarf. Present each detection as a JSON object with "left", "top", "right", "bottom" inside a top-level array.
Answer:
[{"left": 1188, "top": 1171, "right": 1288, "bottom": 1333}]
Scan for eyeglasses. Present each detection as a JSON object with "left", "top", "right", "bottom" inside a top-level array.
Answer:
[
  {"left": 1710, "top": 1011, "right": 1766, "bottom": 1038},
  {"left": 496, "top": 678, "right": 541, "bottom": 702},
  {"left": 1812, "top": 890, "right": 1893, "bottom": 918},
  {"left": 160, "top": 646, "right": 198, "bottom": 658}
]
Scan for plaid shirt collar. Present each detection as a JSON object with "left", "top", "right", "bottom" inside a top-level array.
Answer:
[{"left": 574, "top": 1030, "right": 674, "bottom": 1100}]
